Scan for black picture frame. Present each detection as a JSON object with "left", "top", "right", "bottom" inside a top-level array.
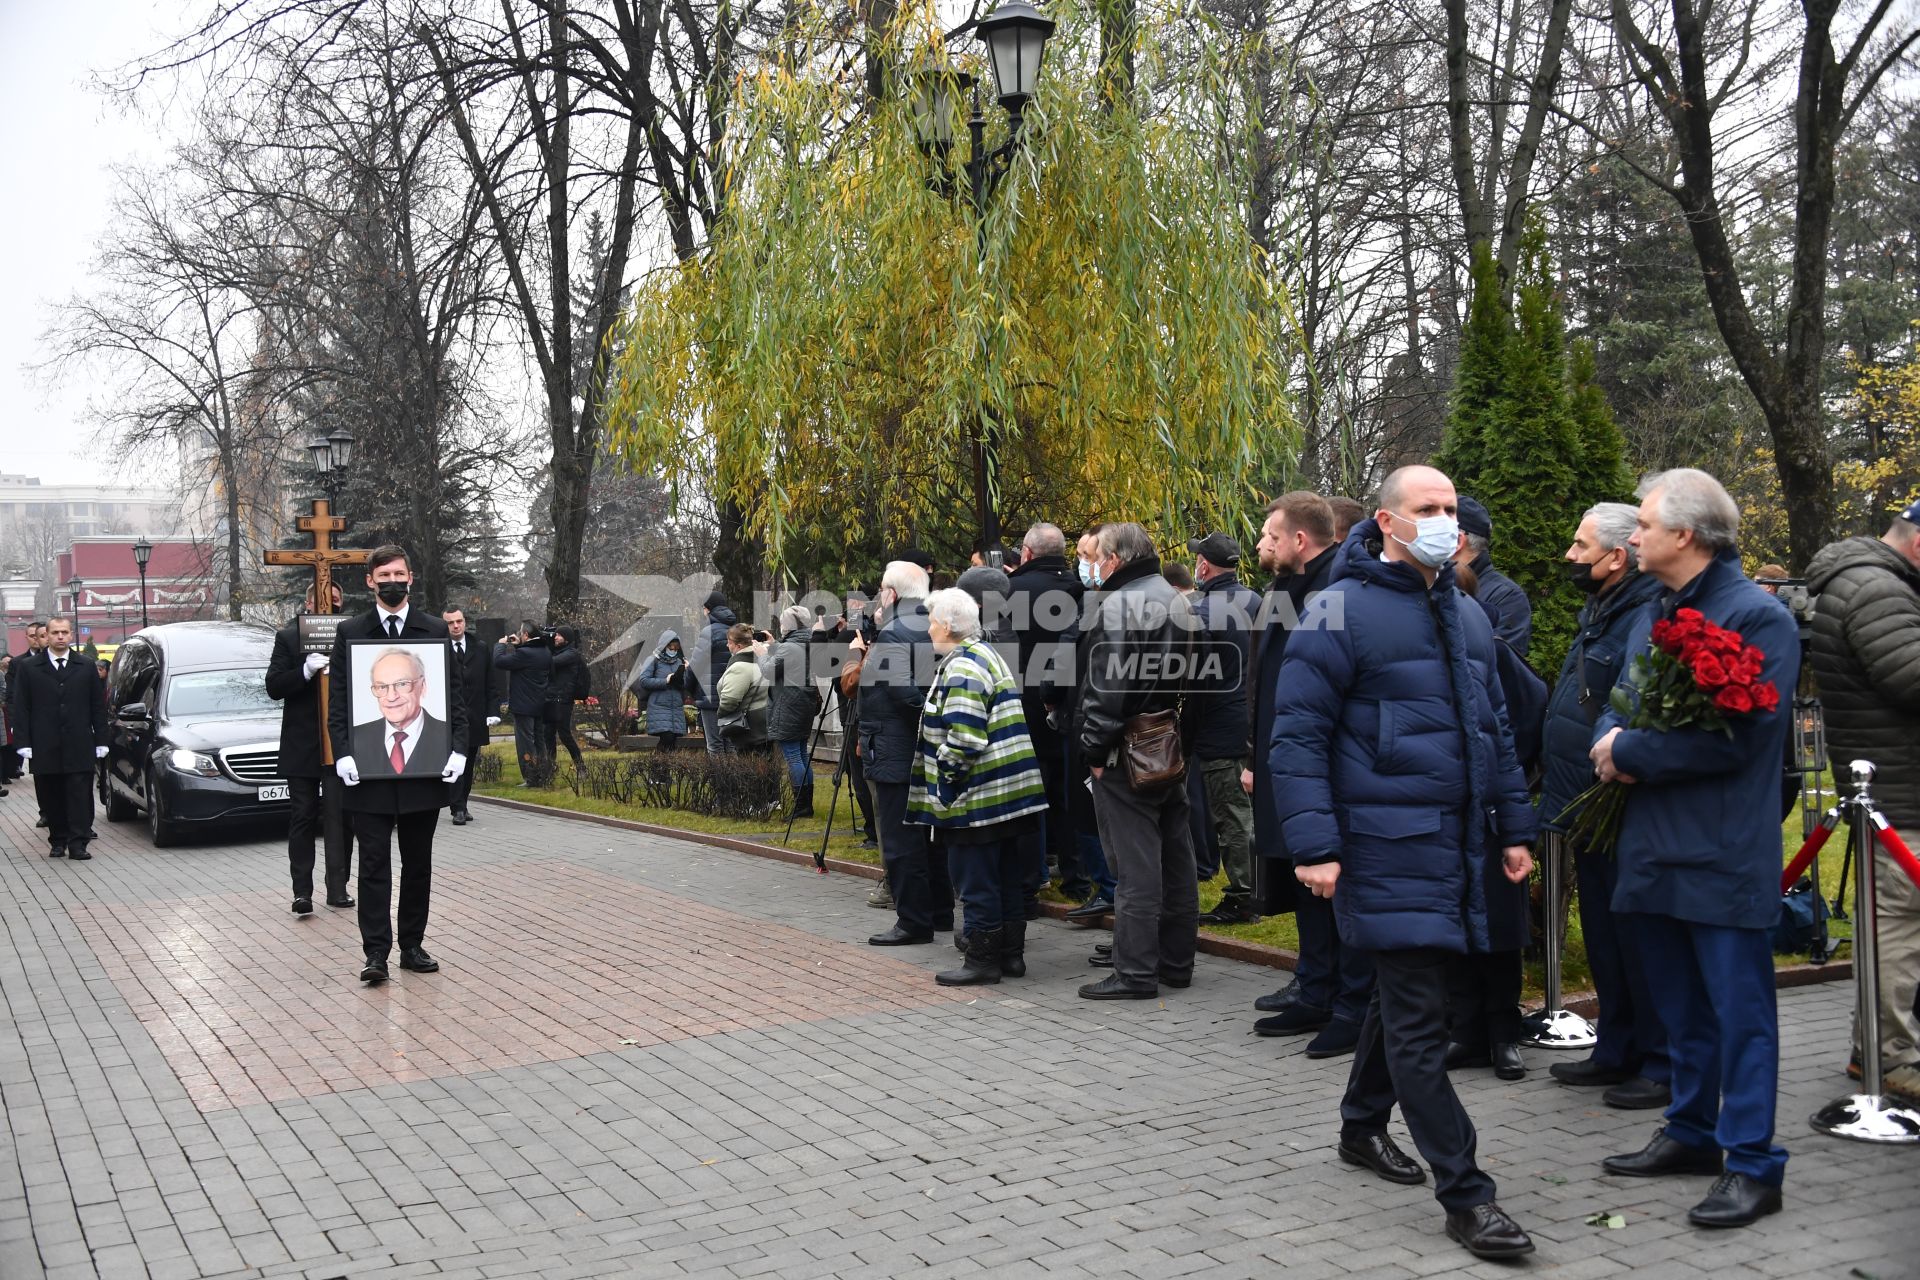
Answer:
[{"left": 345, "top": 637, "right": 454, "bottom": 781}]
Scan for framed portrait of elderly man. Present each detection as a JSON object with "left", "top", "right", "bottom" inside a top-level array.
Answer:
[{"left": 346, "top": 639, "right": 453, "bottom": 780}]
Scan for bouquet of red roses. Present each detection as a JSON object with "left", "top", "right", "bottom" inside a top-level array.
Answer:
[{"left": 1557, "top": 607, "right": 1780, "bottom": 855}]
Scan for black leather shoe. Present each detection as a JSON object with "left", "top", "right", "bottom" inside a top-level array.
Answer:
[
  {"left": 292, "top": 898, "right": 313, "bottom": 916},
  {"left": 398, "top": 947, "right": 439, "bottom": 972},
  {"left": 1255, "top": 1004, "right": 1331, "bottom": 1037},
  {"left": 66, "top": 846, "right": 91, "bottom": 861},
  {"left": 1604, "top": 1075, "right": 1672, "bottom": 1110},
  {"left": 868, "top": 926, "right": 934, "bottom": 946},
  {"left": 1687, "top": 1172, "right": 1783, "bottom": 1228},
  {"left": 1064, "top": 896, "right": 1113, "bottom": 923},
  {"left": 1079, "top": 974, "right": 1157, "bottom": 1000},
  {"left": 1304, "top": 1018, "right": 1362, "bottom": 1059},
  {"left": 360, "top": 956, "right": 389, "bottom": 984},
  {"left": 858, "top": 836, "right": 879, "bottom": 850},
  {"left": 327, "top": 896, "right": 355, "bottom": 908},
  {"left": 1254, "top": 979, "right": 1302, "bottom": 1013},
  {"left": 1337, "top": 1132, "right": 1426, "bottom": 1185},
  {"left": 1602, "top": 1128, "right": 1723, "bottom": 1178},
  {"left": 451, "top": 810, "right": 471, "bottom": 826},
  {"left": 1157, "top": 972, "right": 1192, "bottom": 989},
  {"left": 1492, "top": 1042, "right": 1526, "bottom": 1081},
  {"left": 1093, "top": 942, "right": 1112, "bottom": 956},
  {"left": 47, "top": 845, "right": 66, "bottom": 858},
  {"left": 1445, "top": 1041, "right": 1491, "bottom": 1070},
  {"left": 1445, "top": 1203, "right": 1535, "bottom": 1259},
  {"left": 35, "top": 817, "right": 47, "bottom": 828},
  {"left": 1550, "top": 1056, "right": 1634, "bottom": 1087},
  {"left": 1088, "top": 952, "right": 1114, "bottom": 968},
  {"left": 1197, "top": 903, "right": 1259, "bottom": 925}
]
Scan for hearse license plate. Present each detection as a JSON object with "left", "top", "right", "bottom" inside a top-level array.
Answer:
[{"left": 258, "top": 785, "right": 290, "bottom": 802}]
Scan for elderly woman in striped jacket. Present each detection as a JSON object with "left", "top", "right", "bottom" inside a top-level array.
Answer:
[{"left": 910, "top": 588, "right": 1050, "bottom": 986}]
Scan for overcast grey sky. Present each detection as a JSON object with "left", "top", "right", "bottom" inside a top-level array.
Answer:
[{"left": 0, "top": 0, "right": 185, "bottom": 488}]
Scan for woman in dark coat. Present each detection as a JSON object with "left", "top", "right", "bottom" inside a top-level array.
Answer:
[{"left": 632, "top": 630, "right": 689, "bottom": 751}]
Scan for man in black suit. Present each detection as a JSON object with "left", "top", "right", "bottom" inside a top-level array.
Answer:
[
  {"left": 8, "top": 621, "right": 48, "bottom": 802},
  {"left": 15, "top": 616, "right": 108, "bottom": 859},
  {"left": 328, "top": 546, "right": 467, "bottom": 985},
  {"left": 442, "top": 608, "right": 493, "bottom": 824},
  {"left": 266, "top": 584, "right": 354, "bottom": 915}
]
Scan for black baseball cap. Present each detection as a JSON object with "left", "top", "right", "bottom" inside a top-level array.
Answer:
[
  {"left": 1186, "top": 532, "right": 1242, "bottom": 567},
  {"left": 1456, "top": 496, "right": 1493, "bottom": 540}
]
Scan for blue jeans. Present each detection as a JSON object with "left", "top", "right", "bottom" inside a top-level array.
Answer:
[
  {"left": 776, "top": 739, "right": 813, "bottom": 788},
  {"left": 948, "top": 834, "right": 1026, "bottom": 934},
  {"left": 1633, "top": 913, "right": 1787, "bottom": 1184}
]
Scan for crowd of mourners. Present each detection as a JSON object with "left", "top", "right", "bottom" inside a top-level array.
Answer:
[{"left": 629, "top": 462, "right": 1920, "bottom": 1261}]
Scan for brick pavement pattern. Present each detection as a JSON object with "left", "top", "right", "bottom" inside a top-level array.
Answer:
[{"left": 0, "top": 790, "right": 1914, "bottom": 1279}]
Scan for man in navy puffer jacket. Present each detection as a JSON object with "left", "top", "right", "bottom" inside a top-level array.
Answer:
[
  {"left": 1271, "top": 464, "right": 1538, "bottom": 1261},
  {"left": 1590, "top": 469, "right": 1798, "bottom": 1230}
]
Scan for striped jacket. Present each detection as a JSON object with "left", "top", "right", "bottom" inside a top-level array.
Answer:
[{"left": 908, "top": 637, "right": 1048, "bottom": 830}]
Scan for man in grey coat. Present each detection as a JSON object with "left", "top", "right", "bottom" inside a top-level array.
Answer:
[{"left": 1077, "top": 523, "right": 1200, "bottom": 1000}]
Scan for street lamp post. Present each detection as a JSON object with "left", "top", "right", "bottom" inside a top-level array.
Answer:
[
  {"left": 309, "top": 428, "right": 355, "bottom": 505},
  {"left": 910, "top": 0, "right": 1055, "bottom": 560},
  {"left": 67, "top": 575, "right": 83, "bottom": 626},
  {"left": 131, "top": 536, "right": 153, "bottom": 630}
]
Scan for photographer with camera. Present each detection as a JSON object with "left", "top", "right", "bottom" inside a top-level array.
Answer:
[
  {"left": 544, "top": 625, "right": 588, "bottom": 770},
  {"left": 494, "top": 622, "right": 553, "bottom": 783},
  {"left": 1808, "top": 498, "right": 1920, "bottom": 1107}
]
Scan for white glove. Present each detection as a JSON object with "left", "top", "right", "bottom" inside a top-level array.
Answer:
[
  {"left": 16, "top": 747, "right": 29, "bottom": 761},
  {"left": 302, "top": 653, "right": 330, "bottom": 679},
  {"left": 485, "top": 716, "right": 501, "bottom": 727},
  {"left": 442, "top": 752, "right": 466, "bottom": 783},
  {"left": 335, "top": 755, "right": 360, "bottom": 786},
  {"left": 95, "top": 746, "right": 108, "bottom": 759}
]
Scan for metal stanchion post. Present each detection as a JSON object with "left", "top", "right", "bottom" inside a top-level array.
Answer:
[
  {"left": 1522, "top": 829, "right": 1597, "bottom": 1049},
  {"left": 1809, "top": 760, "right": 1920, "bottom": 1143}
]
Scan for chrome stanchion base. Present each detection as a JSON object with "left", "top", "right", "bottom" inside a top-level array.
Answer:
[
  {"left": 1809, "top": 1093, "right": 1920, "bottom": 1144},
  {"left": 1520, "top": 1007, "right": 1597, "bottom": 1050}
]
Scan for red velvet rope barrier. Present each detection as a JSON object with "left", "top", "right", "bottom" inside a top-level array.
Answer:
[
  {"left": 1781, "top": 808, "right": 1841, "bottom": 893},
  {"left": 1872, "top": 818, "right": 1920, "bottom": 894}
]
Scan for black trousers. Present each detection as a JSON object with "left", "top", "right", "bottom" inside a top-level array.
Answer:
[
  {"left": 1445, "top": 950, "right": 1525, "bottom": 1050},
  {"left": 35, "top": 771, "right": 95, "bottom": 850},
  {"left": 513, "top": 715, "right": 547, "bottom": 773},
  {"left": 871, "top": 779, "right": 952, "bottom": 934},
  {"left": 542, "top": 708, "right": 583, "bottom": 765},
  {"left": 448, "top": 747, "right": 478, "bottom": 814},
  {"left": 844, "top": 738, "right": 875, "bottom": 836},
  {"left": 1341, "top": 947, "right": 1498, "bottom": 1212},
  {"left": 288, "top": 775, "right": 353, "bottom": 901},
  {"left": 351, "top": 808, "right": 438, "bottom": 958}
]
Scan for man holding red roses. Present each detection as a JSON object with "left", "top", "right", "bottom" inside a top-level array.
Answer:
[{"left": 1588, "top": 469, "right": 1799, "bottom": 1229}]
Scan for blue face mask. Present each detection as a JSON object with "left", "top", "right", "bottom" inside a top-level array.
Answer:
[
  {"left": 1078, "top": 559, "right": 1099, "bottom": 588},
  {"left": 1388, "top": 510, "right": 1461, "bottom": 569}
]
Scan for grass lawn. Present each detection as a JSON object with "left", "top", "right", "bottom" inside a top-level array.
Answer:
[
  {"left": 478, "top": 745, "right": 1861, "bottom": 996},
  {"left": 474, "top": 746, "right": 882, "bottom": 867}
]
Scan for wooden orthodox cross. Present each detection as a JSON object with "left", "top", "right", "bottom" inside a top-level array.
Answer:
[{"left": 263, "top": 499, "right": 370, "bottom": 764}]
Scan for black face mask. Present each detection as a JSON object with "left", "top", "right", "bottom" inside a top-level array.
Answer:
[
  {"left": 376, "top": 581, "right": 410, "bottom": 607},
  {"left": 1565, "top": 557, "right": 1609, "bottom": 595}
]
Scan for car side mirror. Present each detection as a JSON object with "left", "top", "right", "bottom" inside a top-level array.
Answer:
[{"left": 119, "top": 702, "right": 150, "bottom": 722}]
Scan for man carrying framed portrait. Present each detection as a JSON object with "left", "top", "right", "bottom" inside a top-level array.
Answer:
[{"left": 327, "top": 545, "right": 467, "bottom": 985}]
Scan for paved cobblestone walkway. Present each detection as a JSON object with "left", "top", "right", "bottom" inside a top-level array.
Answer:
[{"left": 1, "top": 793, "right": 1914, "bottom": 1279}]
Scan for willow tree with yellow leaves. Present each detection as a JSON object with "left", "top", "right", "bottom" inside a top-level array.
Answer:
[{"left": 603, "top": 0, "right": 1295, "bottom": 588}]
